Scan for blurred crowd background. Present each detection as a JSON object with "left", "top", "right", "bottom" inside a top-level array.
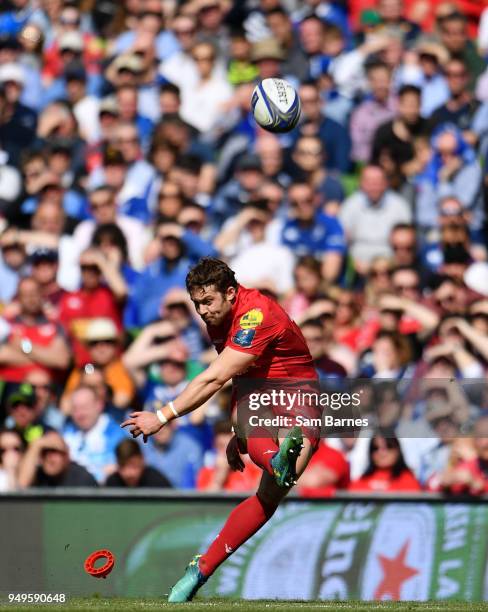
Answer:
[{"left": 0, "top": 0, "right": 487, "bottom": 496}]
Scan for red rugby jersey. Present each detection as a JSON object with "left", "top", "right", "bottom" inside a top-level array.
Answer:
[{"left": 206, "top": 285, "right": 317, "bottom": 380}]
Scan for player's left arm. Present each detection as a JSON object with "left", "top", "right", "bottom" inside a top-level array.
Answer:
[{"left": 121, "top": 347, "right": 258, "bottom": 440}]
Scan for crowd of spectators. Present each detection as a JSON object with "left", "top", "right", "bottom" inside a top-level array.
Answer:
[{"left": 0, "top": 0, "right": 487, "bottom": 496}]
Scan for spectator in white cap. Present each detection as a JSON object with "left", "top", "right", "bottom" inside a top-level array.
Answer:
[{"left": 62, "top": 317, "right": 135, "bottom": 411}]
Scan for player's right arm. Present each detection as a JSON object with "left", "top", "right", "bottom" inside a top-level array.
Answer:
[{"left": 121, "top": 347, "right": 257, "bottom": 440}]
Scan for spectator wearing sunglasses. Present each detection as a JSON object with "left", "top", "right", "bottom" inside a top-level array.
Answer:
[
  {"left": 17, "top": 430, "right": 97, "bottom": 488},
  {"left": 349, "top": 431, "right": 421, "bottom": 492},
  {"left": 0, "top": 429, "right": 24, "bottom": 492}
]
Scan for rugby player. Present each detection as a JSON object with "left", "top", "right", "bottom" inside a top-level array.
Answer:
[{"left": 121, "top": 257, "right": 319, "bottom": 602}]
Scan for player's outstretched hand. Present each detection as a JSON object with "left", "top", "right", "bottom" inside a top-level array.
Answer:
[
  {"left": 121, "top": 411, "right": 162, "bottom": 443},
  {"left": 226, "top": 434, "right": 245, "bottom": 472}
]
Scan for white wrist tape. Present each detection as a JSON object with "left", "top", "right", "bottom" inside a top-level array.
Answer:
[
  {"left": 156, "top": 409, "right": 168, "bottom": 425},
  {"left": 168, "top": 400, "right": 179, "bottom": 418}
]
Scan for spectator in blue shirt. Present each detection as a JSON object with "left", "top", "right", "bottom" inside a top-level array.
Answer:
[
  {"left": 126, "top": 219, "right": 217, "bottom": 327},
  {"left": 141, "top": 420, "right": 204, "bottom": 489},
  {"left": 62, "top": 385, "right": 126, "bottom": 483},
  {"left": 281, "top": 182, "right": 346, "bottom": 283}
]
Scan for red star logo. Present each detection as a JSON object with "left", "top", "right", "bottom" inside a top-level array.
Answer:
[{"left": 374, "top": 540, "right": 419, "bottom": 600}]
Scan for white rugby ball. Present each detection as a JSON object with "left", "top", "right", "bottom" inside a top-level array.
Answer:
[{"left": 251, "top": 78, "right": 301, "bottom": 133}]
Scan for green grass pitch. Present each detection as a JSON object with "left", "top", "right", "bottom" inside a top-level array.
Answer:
[{"left": 2, "top": 599, "right": 488, "bottom": 612}]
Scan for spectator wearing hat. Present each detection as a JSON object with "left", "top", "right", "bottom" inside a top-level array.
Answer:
[
  {"left": 73, "top": 184, "right": 149, "bottom": 270},
  {"left": 18, "top": 430, "right": 97, "bottom": 488},
  {"left": 0, "top": 62, "right": 37, "bottom": 166},
  {"left": 62, "top": 385, "right": 125, "bottom": 483},
  {"left": 0, "top": 277, "right": 70, "bottom": 384},
  {"left": 250, "top": 37, "right": 295, "bottom": 85},
  {"left": 41, "top": 3, "right": 103, "bottom": 89},
  {"left": 58, "top": 247, "right": 125, "bottom": 367},
  {"left": 63, "top": 317, "right": 135, "bottom": 410},
  {"left": 297, "top": 81, "right": 351, "bottom": 174},
  {"left": 105, "top": 438, "right": 172, "bottom": 488},
  {"left": 3, "top": 383, "right": 52, "bottom": 445}
]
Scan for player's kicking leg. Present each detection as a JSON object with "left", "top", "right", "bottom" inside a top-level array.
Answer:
[{"left": 168, "top": 427, "right": 314, "bottom": 603}]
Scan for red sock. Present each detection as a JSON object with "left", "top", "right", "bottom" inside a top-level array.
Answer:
[
  {"left": 246, "top": 430, "right": 279, "bottom": 476},
  {"left": 199, "top": 494, "right": 278, "bottom": 577}
]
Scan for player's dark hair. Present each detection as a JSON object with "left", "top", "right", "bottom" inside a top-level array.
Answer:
[
  {"left": 186, "top": 257, "right": 238, "bottom": 295},
  {"left": 363, "top": 429, "right": 412, "bottom": 479},
  {"left": 116, "top": 439, "right": 142, "bottom": 466},
  {"left": 398, "top": 84, "right": 421, "bottom": 99}
]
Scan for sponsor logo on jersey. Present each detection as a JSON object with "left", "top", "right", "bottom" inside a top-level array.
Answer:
[{"left": 239, "top": 308, "right": 264, "bottom": 330}]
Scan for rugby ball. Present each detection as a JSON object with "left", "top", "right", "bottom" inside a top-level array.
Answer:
[{"left": 251, "top": 78, "right": 301, "bottom": 133}]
